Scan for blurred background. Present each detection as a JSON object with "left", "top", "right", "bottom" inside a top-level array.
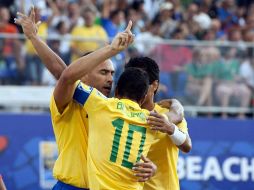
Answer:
[{"left": 0, "top": 0, "right": 253, "bottom": 190}]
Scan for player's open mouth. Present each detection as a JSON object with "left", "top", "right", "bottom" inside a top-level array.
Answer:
[{"left": 103, "top": 86, "right": 111, "bottom": 92}]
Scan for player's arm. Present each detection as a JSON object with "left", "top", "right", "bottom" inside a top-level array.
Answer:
[
  {"left": 54, "top": 21, "right": 134, "bottom": 113},
  {"left": 0, "top": 175, "right": 7, "bottom": 190},
  {"left": 14, "top": 6, "right": 66, "bottom": 79},
  {"left": 157, "top": 99, "right": 184, "bottom": 124},
  {"left": 132, "top": 155, "right": 157, "bottom": 182},
  {"left": 148, "top": 112, "right": 192, "bottom": 153}
]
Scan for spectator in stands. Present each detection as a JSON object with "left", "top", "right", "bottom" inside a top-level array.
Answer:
[
  {"left": 156, "top": 2, "right": 178, "bottom": 39},
  {"left": 0, "top": 6, "right": 24, "bottom": 84},
  {"left": 143, "top": 0, "right": 164, "bottom": 21},
  {"left": 135, "top": 18, "right": 163, "bottom": 55},
  {"left": 71, "top": 4, "right": 108, "bottom": 61},
  {"left": 50, "top": 0, "right": 69, "bottom": 29},
  {"left": 185, "top": 48, "right": 214, "bottom": 106},
  {"left": 240, "top": 48, "right": 254, "bottom": 92},
  {"left": 125, "top": 5, "right": 144, "bottom": 36},
  {"left": 100, "top": 0, "right": 125, "bottom": 83},
  {"left": 150, "top": 27, "right": 192, "bottom": 98},
  {"left": 101, "top": 0, "right": 125, "bottom": 39},
  {"left": 66, "top": 0, "right": 84, "bottom": 31},
  {"left": 246, "top": 12, "right": 254, "bottom": 31},
  {"left": 214, "top": 47, "right": 251, "bottom": 118},
  {"left": 216, "top": 0, "right": 238, "bottom": 31},
  {"left": 199, "top": 0, "right": 218, "bottom": 18},
  {"left": 52, "top": 21, "right": 71, "bottom": 65},
  {"left": 210, "top": 19, "right": 226, "bottom": 39},
  {"left": 243, "top": 29, "right": 254, "bottom": 42},
  {"left": 25, "top": 5, "right": 47, "bottom": 85}
]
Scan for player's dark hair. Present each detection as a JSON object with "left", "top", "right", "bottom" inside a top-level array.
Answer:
[
  {"left": 116, "top": 67, "right": 149, "bottom": 102},
  {"left": 125, "top": 57, "right": 160, "bottom": 85}
]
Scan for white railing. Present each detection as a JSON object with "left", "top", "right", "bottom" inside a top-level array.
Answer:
[
  {"left": 1, "top": 33, "right": 254, "bottom": 47},
  {"left": 0, "top": 86, "right": 253, "bottom": 117},
  {"left": 0, "top": 33, "right": 253, "bottom": 116}
]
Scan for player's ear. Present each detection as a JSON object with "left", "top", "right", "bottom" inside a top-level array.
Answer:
[
  {"left": 151, "top": 80, "right": 159, "bottom": 93},
  {"left": 140, "top": 94, "right": 147, "bottom": 106}
]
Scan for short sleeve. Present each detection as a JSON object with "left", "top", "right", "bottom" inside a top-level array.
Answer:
[{"left": 50, "top": 94, "right": 73, "bottom": 122}]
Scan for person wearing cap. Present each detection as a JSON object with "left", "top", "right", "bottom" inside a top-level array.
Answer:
[
  {"left": 70, "top": 4, "right": 108, "bottom": 61},
  {"left": 157, "top": 2, "right": 178, "bottom": 39}
]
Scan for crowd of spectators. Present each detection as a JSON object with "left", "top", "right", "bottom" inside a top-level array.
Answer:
[{"left": 0, "top": 0, "right": 253, "bottom": 114}]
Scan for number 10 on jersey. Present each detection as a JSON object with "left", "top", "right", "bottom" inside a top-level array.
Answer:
[{"left": 110, "top": 118, "right": 146, "bottom": 169}]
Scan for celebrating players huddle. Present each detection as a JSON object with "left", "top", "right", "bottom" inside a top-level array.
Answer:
[{"left": 15, "top": 6, "right": 192, "bottom": 190}]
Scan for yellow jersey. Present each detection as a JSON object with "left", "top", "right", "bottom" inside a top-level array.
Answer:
[
  {"left": 71, "top": 25, "right": 108, "bottom": 61},
  {"left": 49, "top": 82, "right": 89, "bottom": 188},
  {"left": 26, "top": 22, "right": 47, "bottom": 55},
  {"left": 73, "top": 82, "right": 155, "bottom": 190},
  {"left": 143, "top": 104, "right": 188, "bottom": 190}
]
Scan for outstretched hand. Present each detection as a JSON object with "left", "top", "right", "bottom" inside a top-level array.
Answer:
[
  {"left": 14, "top": 6, "right": 41, "bottom": 39},
  {"left": 110, "top": 20, "right": 135, "bottom": 52}
]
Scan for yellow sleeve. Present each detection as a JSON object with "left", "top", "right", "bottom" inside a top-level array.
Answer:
[
  {"left": 72, "top": 82, "right": 107, "bottom": 114},
  {"left": 177, "top": 118, "right": 188, "bottom": 134},
  {"left": 49, "top": 94, "right": 74, "bottom": 121},
  {"left": 50, "top": 81, "right": 80, "bottom": 122}
]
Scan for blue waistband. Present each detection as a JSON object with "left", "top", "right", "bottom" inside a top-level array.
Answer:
[{"left": 55, "top": 181, "right": 89, "bottom": 190}]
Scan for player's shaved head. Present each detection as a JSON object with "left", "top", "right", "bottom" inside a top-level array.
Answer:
[{"left": 79, "top": 52, "right": 115, "bottom": 97}]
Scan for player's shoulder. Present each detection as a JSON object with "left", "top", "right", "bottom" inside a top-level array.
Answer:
[
  {"left": 78, "top": 81, "right": 93, "bottom": 93},
  {"left": 154, "top": 103, "right": 169, "bottom": 114},
  {"left": 73, "top": 81, "right": 93, "bottom": 106}
]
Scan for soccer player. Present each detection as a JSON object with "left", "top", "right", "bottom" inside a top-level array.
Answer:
[
  {"left": 53, "top": 30, "right": 156, "bottom": 189},
  {"left": 15, "top": 7, "right": 156, "bottom": 190},
  {"left": 125, "top": 58, "right": 192, "bottom": 190}
]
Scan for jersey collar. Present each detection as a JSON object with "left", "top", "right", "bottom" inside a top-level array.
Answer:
[{"left": 120, "top": 98, "right": 141, "bottom": 110}]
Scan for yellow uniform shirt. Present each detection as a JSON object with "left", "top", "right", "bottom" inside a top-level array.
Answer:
[
  {"left": 71, "top": 25, "right": 108, "bottom": 61},
  {"left": 143, "top": 104, "right": 188, "bottom": 190},
  {"left": 73, "top": 82, "right": 155, "bottom": 190},
  {"left": 49, "top": 83, "right": 89, "bottom": 188},
  {"left": 26, "top": 22, "right": 48, "bottom": 55}
]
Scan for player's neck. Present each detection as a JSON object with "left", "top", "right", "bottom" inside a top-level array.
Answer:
[
  {"left": 117, "top": 96, "right": 140, "bottom": 105},
  {"left": 142, "top": 100, "right": 155, "bottom": 111}
]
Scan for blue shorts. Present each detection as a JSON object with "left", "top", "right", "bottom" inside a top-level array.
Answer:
[{"left": 52, "top": 181, "right": 89, "bottom": 190}]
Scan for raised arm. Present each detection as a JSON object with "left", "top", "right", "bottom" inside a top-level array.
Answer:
[
  {"left": 14, "top": 6, "right": 66, "bottom": 79},
  {"left": 54, "top": 21, "right": 134, "bottom": 113}
]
